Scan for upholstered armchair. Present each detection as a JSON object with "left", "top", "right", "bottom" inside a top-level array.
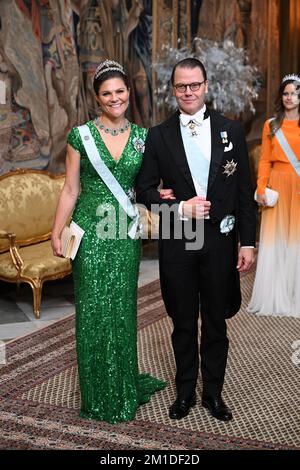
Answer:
[{"left": 0, "top": 169, "right": 72, "bottom": 318}]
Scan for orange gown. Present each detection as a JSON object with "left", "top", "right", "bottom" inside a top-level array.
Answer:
[{"left": 248, "top": 119, "right": 300, "bottom": 316}]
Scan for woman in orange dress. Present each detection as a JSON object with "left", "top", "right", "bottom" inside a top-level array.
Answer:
[{"left": 248, "top": 75, "right": 300, "bottom": 317}]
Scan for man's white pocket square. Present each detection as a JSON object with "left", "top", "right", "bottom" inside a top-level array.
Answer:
[{"left": 224, "top": 142, "right": 233, "bottom": 152}]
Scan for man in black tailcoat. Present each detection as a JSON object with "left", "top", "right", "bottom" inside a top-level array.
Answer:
[{"left": 136, "top": 58, "right": 256, "bottom": 421}]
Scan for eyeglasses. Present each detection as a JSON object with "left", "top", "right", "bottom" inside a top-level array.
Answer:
[{"left": 173, "top": 81, "right": 206, "bottom": 93}]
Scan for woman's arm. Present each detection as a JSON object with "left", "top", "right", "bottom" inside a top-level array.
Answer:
[
  {"left": 51, "top": 144, "right": 81, "bottom": 256},
  {"left": 256, "top": 120, "right": 273, "bottom": 197}
]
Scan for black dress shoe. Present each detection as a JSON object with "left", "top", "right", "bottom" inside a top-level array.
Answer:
[
  {"left": 202, "top": 395, "right": 233, "bottom": 422},
  {"left": 169, "top": 395, "right": 196, "bottom": 420}
]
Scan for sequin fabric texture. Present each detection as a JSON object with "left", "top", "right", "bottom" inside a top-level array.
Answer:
[{"left": 67, "top": 121, "right": 165, "bottom": 423}]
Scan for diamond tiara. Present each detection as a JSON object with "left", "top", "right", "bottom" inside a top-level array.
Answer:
[
  {"left": 94, "top": 59, "right": 125, "bottom": 80},
  {"left": 282, "top": 73, "right": 300, "bottom": 84}
]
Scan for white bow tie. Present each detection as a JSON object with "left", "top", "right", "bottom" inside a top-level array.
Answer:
[{"left": 180, "top": 111, "right": 204, "bottom": 127}]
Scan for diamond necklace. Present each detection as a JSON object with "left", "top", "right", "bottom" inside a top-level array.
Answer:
[{"left": 94, "top": 117, "right": 130, "bottom": 136}]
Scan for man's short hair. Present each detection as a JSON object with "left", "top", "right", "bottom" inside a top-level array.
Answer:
[{"left": 171, "top": 58, "right": 207, "bottom": 85}]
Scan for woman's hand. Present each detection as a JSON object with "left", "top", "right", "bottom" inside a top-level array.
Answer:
[
  {"left": 51, "top": 232, "right": 62, "bottom": 257},
  {"left": 256, "top": 193, "right": 268, "bottom": 206},
  {"left": 160, "top": 188, "right": 175, "bottom": 200}
]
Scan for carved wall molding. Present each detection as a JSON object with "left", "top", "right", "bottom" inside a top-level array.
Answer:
[{"left": 152, "top": 0, "right": 192, "bottom": 124}]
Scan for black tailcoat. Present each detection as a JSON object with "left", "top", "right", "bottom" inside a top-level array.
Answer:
[{"left": 136, "top": 109, "right": 256, "bottom": 397}]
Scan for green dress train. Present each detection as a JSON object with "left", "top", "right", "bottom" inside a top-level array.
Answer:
[{"left": 67, "top": 121, "right": 165, "bottom": 423}]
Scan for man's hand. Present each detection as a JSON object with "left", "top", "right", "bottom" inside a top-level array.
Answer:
[
  {"left": 236, "top": 247, "right": 255, "bottom": 273},
  {"left": 182, "top": 196, "right": 211, "bottom": 219}
]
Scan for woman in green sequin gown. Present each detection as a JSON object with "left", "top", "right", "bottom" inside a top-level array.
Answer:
[{"left": 52, "top": 61, "right": 165, "bottom": 423}]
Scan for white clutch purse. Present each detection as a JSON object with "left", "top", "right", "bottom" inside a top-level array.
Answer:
[
  {"left": 254, "top": 187, "right": 279, "bottom": 207},
  {"left": 61, "top": 221, "right": 85, "bottom": 259}
]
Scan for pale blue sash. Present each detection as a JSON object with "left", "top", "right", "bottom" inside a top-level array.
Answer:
[
  {"left": 77, "top": 124, "right": 139, "bottom": 239},
  {"left": 181, "top": 127, "right": 210, "bottom": 195},
  {"left": 269, "top": 118, "right": 300, "bottom": 177},
  {"left": 275, "top": 128, "right": 300, "bottom": 177}
]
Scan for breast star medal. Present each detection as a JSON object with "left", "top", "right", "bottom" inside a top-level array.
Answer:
[{"left": 223, "top": 159, "right": 237, "bottom": 177}]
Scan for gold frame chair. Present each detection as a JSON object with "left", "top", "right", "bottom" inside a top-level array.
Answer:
[{"left": 0, "top": 169, "right": 72, "bottom": 318}]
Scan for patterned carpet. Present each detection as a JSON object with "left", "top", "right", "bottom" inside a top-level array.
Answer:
[{"left": 0, "top": 270, "right": 300, "bottom": 450}]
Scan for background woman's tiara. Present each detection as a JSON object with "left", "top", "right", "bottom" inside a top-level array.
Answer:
[
  {"left": 282, "top": 73, "right": 300, "bottom": 84},
  {"left": 94, "top": 59, "right": 125, "bottom": 80}
]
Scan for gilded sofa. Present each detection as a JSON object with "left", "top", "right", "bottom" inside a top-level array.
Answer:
[{"left": 0, "top": 169, "right": 72, "bottom": 318}]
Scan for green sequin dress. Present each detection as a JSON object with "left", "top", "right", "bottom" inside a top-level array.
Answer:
[{"left": 67, "top": 121, "right": 165, "bottom": 423}]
